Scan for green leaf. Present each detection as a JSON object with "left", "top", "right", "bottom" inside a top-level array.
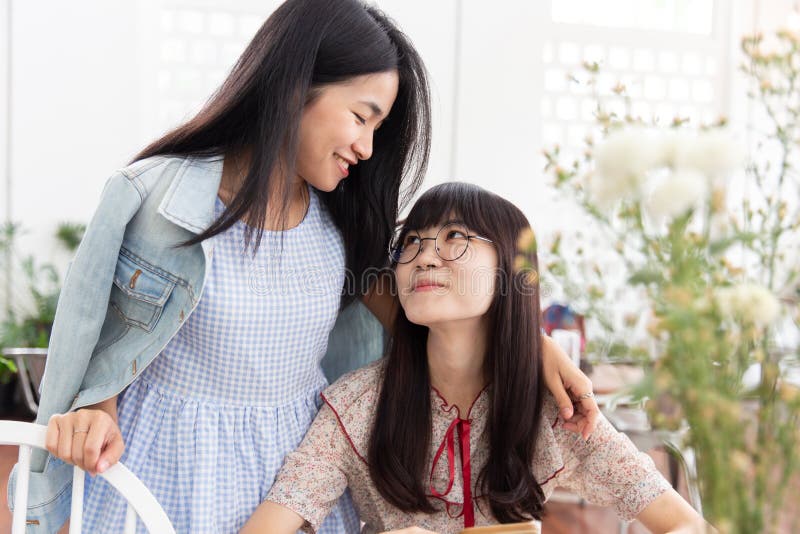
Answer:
[
  {"left": 55, "top": 222, "right": 85, "bottom": 252},
  {"left": 628, "top": 268, "right": 664, "bottom": 285},
  {"left": 0, "top": 356, "right": 17, "bottom": 374}
]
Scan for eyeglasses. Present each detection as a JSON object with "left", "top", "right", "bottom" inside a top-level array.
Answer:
[{"left": 388, "top": 222, "right": 494, "bottom": 264}]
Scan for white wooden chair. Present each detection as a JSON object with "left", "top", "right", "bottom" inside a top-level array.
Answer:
[{"left": 1, "top": 420, "right": 175, "bottom": 534}]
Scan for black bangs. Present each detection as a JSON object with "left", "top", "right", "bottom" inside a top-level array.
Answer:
[{"left": 401, "top": 182, "right": 499, "bottom": 238}]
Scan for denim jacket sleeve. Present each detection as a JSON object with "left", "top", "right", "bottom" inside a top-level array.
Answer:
[
  {"left": 30, "top": 170, "right": 144, "bottom": 472},
  {"left": 321, "top": 300, "right": 385, "bottom": 384}
]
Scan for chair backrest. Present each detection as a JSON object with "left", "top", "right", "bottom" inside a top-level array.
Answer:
[{"left": 0, "top": 420, "right": 175, "bottom": 534}]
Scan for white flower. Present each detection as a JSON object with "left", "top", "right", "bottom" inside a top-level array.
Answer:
[
  {"left": 757, "top": 35, "right": 783, "bottom": 56},
  {"left": 590, "top": 128, "right": 665, "bottom": 209},
  {"left": 661, "top": 130, "right": 691, "bottom": 168},
  {"left": 671, "top": 130, "right": 743, "bottom": 178},
  {"left": 716, "top": 283, "right": 781, "bottom": 327},
  {"left": 645, "top": 169, "right": 708, "bottom": 220},
  {"left": 587, "top": 170, "right": 640, "bottom": 211}
]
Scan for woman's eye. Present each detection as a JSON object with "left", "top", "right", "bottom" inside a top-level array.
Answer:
[
  {"left": 353, "top": 113, "right": 366, "bottom": 125},
  {"left": 446, "top": 230, "right": 468, "bottom": 240},
  {"left": 403, "top": 235, "right": 420, "bottom": 246}
]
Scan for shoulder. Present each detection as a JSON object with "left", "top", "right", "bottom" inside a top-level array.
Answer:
[
  {"left": 98, "top": 155, "right": 222, "bottom": 222},
  {"left": 322, "top": 358, "right": 384, "bottom": 412},
  {"left": 95, "top": 155, "right": 183, "bottom": 206},
  {"left": 110, "top": 155, "right": 195, "bottom": 200},
  {"left": 319, "top": 358, "right": 386, "bottom": 462}
]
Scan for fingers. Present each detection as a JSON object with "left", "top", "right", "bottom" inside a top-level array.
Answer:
[
  {"left": 561, "top": 392, "right": 600, "bottom": 440},
  {"left": 82, "top": 424, "right": 105, "bottom": 476},
  {"left": 549, "top": 369, "right": 598, "bottom": 440},
  {"left": 96, "top": 426, "right": 125, "bottom": 475},
  {"left": 577, "top": 395, "right": 600, "bottom": 439},
  {"left": 552, "top": 389, "right": 575, "bottom": 420},
  {"left": 71, "top": 428, "right": 88, "bottom": 471},
  {"left": 541, "top": 334, "right": 583, "bottom": 420},
  {"left": 565, "top": 372, "right": 597, "bottom": 437},
  {"left": 45, "top": 414, "right": 62, "bottom": 457},
  {"left": 562, "top": 414, "right": 590, "bottom": 438},
  {"left": 55, "top": 415, "right": 75, "bottom": 465},
  {"left": 43, "top": 410, "right": 124, "bottom": 476}
]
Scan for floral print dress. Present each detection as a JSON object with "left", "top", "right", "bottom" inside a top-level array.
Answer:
[{"left": 268, "top": 359, "right": 672, "bottom": 534}]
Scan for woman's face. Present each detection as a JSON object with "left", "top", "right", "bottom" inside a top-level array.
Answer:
[
  {"left": 295, "top": 71, "right": 399, "bottom": 191},
  {"left": 395, "top": 221, "right": 498, "bottom": 328}
]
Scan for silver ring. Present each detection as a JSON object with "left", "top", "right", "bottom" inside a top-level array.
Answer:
[
  {"left": 73, "top": 429, "right": 89, "bottom": 434},
  {"left": 577, "top": 391, "right": 594, "bottom": 400}
]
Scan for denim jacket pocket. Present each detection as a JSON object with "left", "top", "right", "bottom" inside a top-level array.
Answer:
[{"left": 110, "top": 249, "right": 177, "bottom": 332}]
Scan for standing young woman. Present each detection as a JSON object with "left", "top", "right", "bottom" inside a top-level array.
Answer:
[
  {"left": 9, "top": 1, "right": 598, "bottom": 532},
  {"left": 243, "top": 183, "right": 708, "bottom": 534}
]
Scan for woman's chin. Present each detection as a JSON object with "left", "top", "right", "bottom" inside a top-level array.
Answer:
[
  {"left": 404, "top": 308, "right": 447, "bottom": 327},
  {"left": 404, "top": 310, "right": 433, "bottom": 327},
  {"left": 310, "top": 175, "right": 344, "bottom": 192}
]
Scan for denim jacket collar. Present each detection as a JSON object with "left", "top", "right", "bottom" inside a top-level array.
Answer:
[{"left": 158, "top": 156, "right": 224, "bottom": 234}]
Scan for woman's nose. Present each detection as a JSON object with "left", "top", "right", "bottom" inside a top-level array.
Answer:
[
  {"left": 353, "top": 131, "right": 373, "bottom": 161},
  {"left": 414, "top": 237, "right": 441, "bottom": 267}
]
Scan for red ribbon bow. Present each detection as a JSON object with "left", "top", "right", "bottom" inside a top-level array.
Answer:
[{"left": 429, "top": 417, "right": 475, "bottom": 528}]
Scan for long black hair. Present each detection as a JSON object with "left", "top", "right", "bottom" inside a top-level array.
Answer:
[
  {"left": 134, "top": 0, "right": 431, "bottom": 304},
  {"left": 368, "top": 182, "right": 547, "bottom": 522}
]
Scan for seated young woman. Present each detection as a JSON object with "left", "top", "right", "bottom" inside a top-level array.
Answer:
[{"left": 241, "top": 182, "right": 708, "bottom": 534}]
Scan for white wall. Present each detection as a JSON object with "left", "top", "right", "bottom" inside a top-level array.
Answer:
[
  {"left": 5, "top": 0, "right": 145, "bottom": 270},
  {"left": 1, "top": 0, "right": 796, "bottom": 285},
  {"left": 452, "top": 2, "right": 549, "bottom": 217},
  {"left": 374, "top": 0, "right": 456, "bottom": 194},
  {"left": 1, "top": 0, "right": 10, "bottom": 224}
]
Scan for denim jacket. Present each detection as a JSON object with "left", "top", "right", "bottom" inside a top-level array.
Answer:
[{"left": 7, "top": 155, "right": 384, "bottom": 532}]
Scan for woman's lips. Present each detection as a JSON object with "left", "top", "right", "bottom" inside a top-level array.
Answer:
[
  {"left": 413, "top": 282, "right": 445, "bottom": 292},
  {"left": 334, "top": 154, "right": 350, "bottom": 177}
]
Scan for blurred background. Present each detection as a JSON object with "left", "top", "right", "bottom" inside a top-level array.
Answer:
[
  {"left": 2, "top": 1, "right": 800, "bottom": 532},
  {"left": 0, "top": 0, "right": 792, "bottom": 271}
]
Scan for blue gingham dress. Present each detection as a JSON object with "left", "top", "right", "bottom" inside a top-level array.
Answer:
[{"left": 80, "top": 187, "right": 360, "bottom": 533}]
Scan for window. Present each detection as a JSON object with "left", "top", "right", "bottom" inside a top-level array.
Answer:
[
  {"left": 541, "top": 1, "right": 727, "bottom": 152},
  {"left": 550, "top": 0, "right": 714, "bottom": 35}
]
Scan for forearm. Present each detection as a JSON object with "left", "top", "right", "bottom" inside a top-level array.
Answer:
[
  {"left": 239, "top": 501, "right": 305, "bottom": 534},
  {"left": 85, "top": 395, "right": 119, "bottom": 423},
  {"left": 637, "top": 489, "right": 713, "bottom": 533},
  {"left": 362, "top": 271, "right": 398, "bottom": 332},
  {"left": 666, "top": 524, "right": 715, "bottom": 534}
]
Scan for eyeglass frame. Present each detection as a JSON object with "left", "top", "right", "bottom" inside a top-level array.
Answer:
[{"left": 388, "top": 221, "right": 494, "bottom": 264}]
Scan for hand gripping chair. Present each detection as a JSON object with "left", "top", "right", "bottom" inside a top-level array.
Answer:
[{"left": 1, "top": 420, "right": 175, "bottom": 534}]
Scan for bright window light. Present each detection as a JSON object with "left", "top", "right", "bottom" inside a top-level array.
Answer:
[{"left": 551, "top": 0, "right": 714, "bottom": 35}]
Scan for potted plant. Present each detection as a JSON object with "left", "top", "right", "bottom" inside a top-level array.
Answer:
[
  {"left": 0, "top": 221, "right": 84, "bottom": 415},
  {"left": 533, "top": 27, "right": 800, "bottom": 534},
  {"left": 0, "top": 353, "right": 18, "bottom": 414}
]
